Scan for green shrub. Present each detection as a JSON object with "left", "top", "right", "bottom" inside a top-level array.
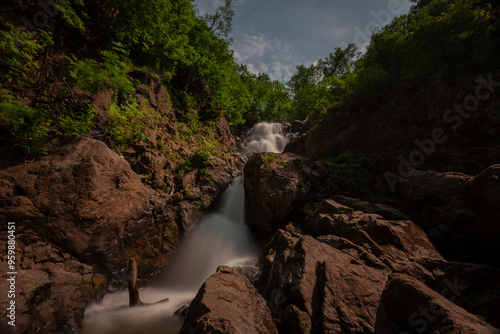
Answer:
[
  {"left": 57, "top": 105, "right": 97, "bottom": 136},
  {"left": 68, "top": 43, "right": 133, "bottom": 94},
  {"left": 190, "top": 150, "right": 211, "bottom": 169},
  {"left": 0, "top": 101, "right": 49, "bottom": 153},
  {"left": 0, "top": 25, "right": 42, "bottom": 88},
  {"left": 321, "top": 152, "right": 377, "bottom": 196},
  {"left": 105, "top": 98, "right": 161, "bottom": 149}
]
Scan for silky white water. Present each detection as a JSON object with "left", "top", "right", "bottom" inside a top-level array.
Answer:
[
  {"left": 82, "top": 122, "right": 288, "bottom": 333},
  {"left": 244, "top": 122, "right": 290, "bottom": 154}
]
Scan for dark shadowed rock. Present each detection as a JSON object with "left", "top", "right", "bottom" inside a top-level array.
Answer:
[
  {"left": 333, "top": 195, "right": 408, "bottom": 220},
  {"left": 180, "top": 265, "right": 278, "bottom": 334},
  {"left": 244, "top": 152, "right": 323, "bottom": 233},
  {"left": 399, "top": 166, "right": 500, "bottom": 267},
  {"left": 381, "top": 274, "right": 500, "bottom": 334},
  {"left": 465, "top": 164, "right": 500, "bottom": 216},
  {"left": 439, "top": 261, "right": 500, "bottom": 328}
]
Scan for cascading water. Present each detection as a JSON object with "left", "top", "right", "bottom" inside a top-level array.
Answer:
[
  {"left": 244, "top": 122, "right": 290, "bottom": 154},
  {"left": 82, "top": 122, "right": 289, "bottom": 334}
]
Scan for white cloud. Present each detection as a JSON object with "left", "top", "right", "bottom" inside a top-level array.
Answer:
[
  {"left": 232, "top": 33, "right": 299, "bottom": 82},
  {"left": 233, "top": 33, "right": 272, "bottom": 63}
]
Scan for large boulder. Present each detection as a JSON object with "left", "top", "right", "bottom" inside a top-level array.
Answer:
[
  {"left": 382, "top": 274, "right": 500, "bottom": 334},
  {"left": 305, "top": 199, "right": 445, "bottom": 281},
  {"left": 259, "top": 226, "right": 390, "bottom": 333},
  {"left": 180, "top": 265, "right": 278, "bottom": 334},
  {"left": 0, "top": 137, "right": 179, "bottom": 272},
  {"left": 399, "top": 165, "right": 500, "bottom": 266},
  {"left": 0, "top": 241, "right": 106, "bottom": 334},
  {"left": 243, "top": 152, "right": 323, "bottom": 233},
  {"left": 0, "top": 137, "right": 179, "bottom": 332},
  {"left": 258, "top": 200, "right": 500, "bottom": 333}
]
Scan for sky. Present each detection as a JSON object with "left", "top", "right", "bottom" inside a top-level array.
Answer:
[{"left": 193, "top": 0, "right": 413, "bottom": 82}]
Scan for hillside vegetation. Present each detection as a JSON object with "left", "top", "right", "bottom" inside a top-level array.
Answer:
[{"left": 1, "top": 0, "right": 499, "bottom": 156}]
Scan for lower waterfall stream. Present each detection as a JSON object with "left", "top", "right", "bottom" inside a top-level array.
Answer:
[{"left": 82, "top": 122, "right": 289, "bottom": 333}]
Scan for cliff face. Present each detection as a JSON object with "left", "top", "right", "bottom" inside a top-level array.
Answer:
[
  {"left": 233, "top": 153, "right": 500, "bottom": 332},
  {"left": 0, "top": 78, "right": 244, "bottom": 333}
]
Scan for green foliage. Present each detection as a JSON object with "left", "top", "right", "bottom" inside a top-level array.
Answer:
[
  {"left": 202, "top": 0, "right": 235, "bottom": 39},
  {"left": 301, "top": 203, "right": 314, "bottom": 216},
  {"left": 286, "top": 44, "right": 357, "bottom": 120},
  {"left": 0, "top": 25, "right": 42, "bottom": 88},
  {"left": 320, "top": 152, "right": 377, "bottom": 197},
  {"left": 285, "top": 0, "right": 498, "bottom": 117},
  {"left": 265, "top": 152, "right": 277, "bottom": 163},
  {"left": 240, "top": 68, "right": 292, "bottom": 121},
  {"left": 58, "top": 105, "right": 97, "bottom": 136},
  {"left": 105, "top": 98, "right": 161, "bottom": 149},
  {"left": 361, "top": 0, "right": 495, "bottom": 86},
  {"left": 190, "top": 150, "right": 211, "bottom": 169},
  {"left": 0, "top": 101, "right": 48, "bottom": 153},
  {"left": 57, "top": 0, "right": 88, "bottom": 32},
  {"left": 359, "top": 243, "right": 372, "bottom": 257},
  {"left": 68, "top": 44, "right": 133, "bottom": 94}
]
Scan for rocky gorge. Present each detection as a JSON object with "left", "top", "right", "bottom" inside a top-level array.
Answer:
[
  {"left": 2, "top": 0, "right": 500, "bottom": 333},
  {"left": 2, "top": 110, "right": 500, "bottom": 333}
]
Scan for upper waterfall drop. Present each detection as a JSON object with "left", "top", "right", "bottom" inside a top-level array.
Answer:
[{"left": 244, "top": 122, "right": 290, "bottom": 154}]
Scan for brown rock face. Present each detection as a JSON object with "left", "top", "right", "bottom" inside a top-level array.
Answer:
[
  {"left": 256, "top": 200, "right": 500, "bottom": 333},
  {"left": 180, "top": 265, "right": 278, "bottom": 334},
  {"left": 0, "top": 137, "right": 179, "bottom": 272},
  {"left": 305, "top": 199, "right": 445, "bottom": 282},
  {"left": 382, "top": 274, "right": 500, "bottom": 334},
  {"left": 399, "top": 165, "right": 500, "bottom": 266},
  {"left": 0, "top": 137, "right": 179, "bottom": 332},
  {"left": 243, "top": 152, "right": 323, "bottom": 233},
  {"left": 259, "top": 227, "right": 389, "bottom": 333}
]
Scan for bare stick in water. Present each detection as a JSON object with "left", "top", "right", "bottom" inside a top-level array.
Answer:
[
  {"left": 128, "top": 258, "right": 144, "bottom": 306},
  {"left": 128, "top": 258, "right": 169, "bottom": 307}
]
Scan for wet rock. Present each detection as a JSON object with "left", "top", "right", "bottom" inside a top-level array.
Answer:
[
  {"left": 175, "top": 305, "right": 190, "bottom": 318},
  {"left": 244, "top": 152, "right": 323, "bottom": 233},
  {"left": 381, "top": 273, "right": 500, "bottom": 334},
  {"left": 180, "top": 265, "right": 278, "bottom": 334}
]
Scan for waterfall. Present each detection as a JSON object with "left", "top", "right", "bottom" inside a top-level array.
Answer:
[
  {"left": 159, "top": 176, "right": 254, "bottom": 290},
  {"left": 244, "top": 122, "right": 290, "bottom": 154},
  {"left": 82, "top": 122, "right": 289, "bottom": 334}
]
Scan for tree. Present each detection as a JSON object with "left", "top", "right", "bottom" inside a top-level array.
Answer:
[{"left": 203, "top": 0, "right": 235, "bottom": 40}]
